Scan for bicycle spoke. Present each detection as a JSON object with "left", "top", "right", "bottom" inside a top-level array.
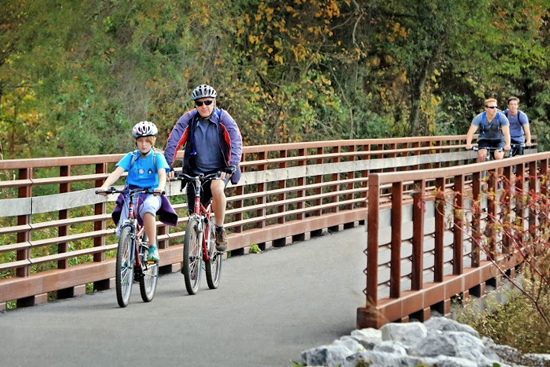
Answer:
[
  {"left": 183, "top": 218, "right": 202, "bottom": 295},
  {"left": 116, "top": 226, "right": 135, "bottom": 307},
  {"left": 205, "top": 215, "right": 222, "bottom": 290},
  {"left": 139, "top": 245, "right": 158, "bottom": 303}
]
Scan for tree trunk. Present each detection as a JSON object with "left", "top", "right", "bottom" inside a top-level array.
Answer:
[{"left": 409, "top": 59, "right": 429, "bottom": 136}]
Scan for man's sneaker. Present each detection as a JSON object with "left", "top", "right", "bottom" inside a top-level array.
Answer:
[
  {"left": 146, "top": 245, "right": 159, "bottom": 263},
  {"left": 215, "top": 227, "right": 228, "bottom": 252}
]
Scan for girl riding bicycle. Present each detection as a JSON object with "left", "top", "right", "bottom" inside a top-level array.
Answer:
[{"left": 98, "top": 121, "right": 178, "bottom": 262}]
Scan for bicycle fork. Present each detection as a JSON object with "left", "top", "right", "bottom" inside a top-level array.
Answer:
[{"left": 203, "top": 218, "right": 212, "bottom": 262}]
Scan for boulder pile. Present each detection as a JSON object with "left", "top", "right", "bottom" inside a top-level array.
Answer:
[{"left": 301, "top": 317, "right": 550, "bottom": 367}]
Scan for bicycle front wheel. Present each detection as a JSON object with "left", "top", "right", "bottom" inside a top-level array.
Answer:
[
  {"left": 116, "top": 226, "right": 135, "bottom": 307},
  {"left": 205, "top": 214, "right": 222, "bottom": 289},
  {"left": 183, "top": 218, "right": 202, "bottom": 295},
  {"left": 139, "top": 244, "right": 159, "bottom": 303}
]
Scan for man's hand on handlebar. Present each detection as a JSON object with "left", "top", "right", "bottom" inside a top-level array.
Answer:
[
  {"left": 167, "top": 168, "right": 175, "bottom": 179},
  {"left": 220, "top": 165, "right": 236, "bottom": 180}
]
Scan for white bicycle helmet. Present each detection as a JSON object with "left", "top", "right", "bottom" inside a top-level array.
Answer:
[
  {"left": 132, "top": 121, "right": 158, "bottom": 138},
  {"left": 191, "top": 84, "right": 217, "bottom": 100}
]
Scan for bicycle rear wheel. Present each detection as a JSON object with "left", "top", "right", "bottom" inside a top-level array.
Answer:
[
  {"left": 116, "top": 226, "right": 134, "bottom": 307},
  {"left": 139, "top": 243, "right": 159, "bottom": 302},
  {"left": 183, "top": 218, "right": 202, "bottom": 295},
  {"left": 205, "top": 214, "right": 222, "bottom": 289}
]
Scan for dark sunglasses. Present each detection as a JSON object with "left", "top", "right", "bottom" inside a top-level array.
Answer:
[
  {"left": 195, "top": 100, "right": 214, "bottom": 107},
  {"left": 485, "top": 106, "right": 498, "bottom": 109}
]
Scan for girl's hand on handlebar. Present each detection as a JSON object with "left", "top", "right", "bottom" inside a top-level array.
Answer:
[
  {"left": 153, "top": 188, "right": 164, "bottom": 196},
  {"left": 96, "top": 187, "right": 110, "bottom": 197}
]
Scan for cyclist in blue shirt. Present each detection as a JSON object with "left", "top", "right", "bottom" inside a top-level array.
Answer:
[
  {"left": 465, "top": 98, "right": 511, "bottom": 162},
  {"left": 502, "top": 96, "right": 531, "bottom": 156},
  {"left": 98, "top": 121, "right": 176, "bottom": 262}
]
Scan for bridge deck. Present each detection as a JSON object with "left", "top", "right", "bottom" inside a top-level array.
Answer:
[{"left": 0, "top": 226, "right": 366, "bottom": 367}]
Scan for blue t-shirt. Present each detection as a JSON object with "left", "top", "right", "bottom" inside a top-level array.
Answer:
[
  {"left": 192, "top": 118, "right": 225, "bottom": 174},
  {"left": 471, "top": 111, "right": 509, "bottom": 140},
  {"left": 116, "top": 150, "right": 170, "bottom": 188},
  {"left": 503, "top": 109, "right": 529, "bottom": 141}
]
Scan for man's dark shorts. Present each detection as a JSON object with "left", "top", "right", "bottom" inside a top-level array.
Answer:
[
  {"left": 478, "top": 138, "right": 504, "bottom": 150},
  {"left": 186, "top": 173, "right": 230, "bottom": 213}
]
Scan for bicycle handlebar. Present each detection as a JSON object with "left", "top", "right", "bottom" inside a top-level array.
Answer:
[
  {"left": 95, "top": 187, "right": 165, "bottom": 196},
  {"left": 470, "top": 146, "right": 503, "bottom": 152},
  {"left": 170, "top": 172, "right": 221, "bottom": 183}
]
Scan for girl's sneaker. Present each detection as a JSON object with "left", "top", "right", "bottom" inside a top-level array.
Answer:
[{"left": 147, "top": 245, "right": 159, "bottom": 263}]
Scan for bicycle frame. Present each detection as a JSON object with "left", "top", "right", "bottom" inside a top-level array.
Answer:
[
  {"left": 122, "top": 193, "right": 145, "bottom": 269},
  {"left": 174, "top": 171, "right": 224, "bottom": 294},
  {"left": 187, "top": 175, "right": 217, "bottom": 262},
  {"left": 472, "top": 146, "right": 504, "bottom": 161},
  {"left": 95, "top": 186, "right": 160, "bottom": 306},
  {"left": 509, "top": 143, "right": 526, "bottom": 158}
]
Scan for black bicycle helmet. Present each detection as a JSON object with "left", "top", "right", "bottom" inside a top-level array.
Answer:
[{"left": 191, "top": 84, "right": 217, "bottom": 100}]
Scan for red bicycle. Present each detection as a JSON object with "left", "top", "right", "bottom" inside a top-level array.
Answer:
[
  {"left": 96, "top": 187, "right": 160, "bottom": 307},
  {"left": 174, "top": 172, "right": 223, "bottom": 295}
]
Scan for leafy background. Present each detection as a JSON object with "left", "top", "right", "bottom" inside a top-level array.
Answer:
[{"left": 1, "top": 0, "right": 550, "bottom": 159}]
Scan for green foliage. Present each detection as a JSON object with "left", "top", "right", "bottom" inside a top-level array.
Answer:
[
  {"left": 456, "top": 274, "right": 550, "bottom": 354},
  {"left": 1, "top": 0, "right": 549, "bottom": 158},
  {"left": 450, "top": 171, "right": 550, "bottom": 354},
  {"left": 248, "top": 243, "right": 261, "bottom": 254}
]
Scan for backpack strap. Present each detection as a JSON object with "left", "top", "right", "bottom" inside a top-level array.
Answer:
[
  {"left": 480, "top": 111, "right": 502, "bottom": 134},
  {"left": 130, "top": 150, "right": 139, "bottom": 169},
  {"left": 480, "top": 112, "right": 486, "bottom": 134},
  {"left": 518, "top": 110, "right": 526, "bottom": 124},
  {"left": 129, "top": 150, "right": 157, "bottom": 170}
]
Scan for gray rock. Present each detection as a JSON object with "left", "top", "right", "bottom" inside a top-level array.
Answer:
[
  {"left": 521, "top": 354, "right": 550, "bottom": 367},
  {"left": 344, "top": 350, "right": 422, "bottom": 367},
  {"left": 301, "top": 345, "right": 350, "bottom": 367},
  {"left": 483, "top": 337, "right": 528, "bottom": 366},
  {"left": 413, "top": 330, "right": 500, "bottom": 366},
  {"left": 301, "top": 336, "right": 364, "bottom": 367},
  {"left": 300, "top": 318, "right": 547, "bottom": 367},
  {"left": 380, "top": 322, "right": 428, "bottom": 347},
  {"left": 412, "top": 333, "right": 458, "bottom": 357},
  {"left": 424, "top": 316, "right": 480, "bottom": 338},
  {"left": 420, "top": 355, "right": 479, "bottom": 367},
  {"left": 350, "top": 328, "right": 382, "bottom": 349},
  {"left": 372, "top": 341, "right": 407, "bottom": 356}
]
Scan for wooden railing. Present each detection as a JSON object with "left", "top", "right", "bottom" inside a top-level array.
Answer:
[
  {"left": 357, "top": 148, "right": 546, "bottom": 328},
  {"left": 0, "top": 136, "right": 476, "bottom": 310}
]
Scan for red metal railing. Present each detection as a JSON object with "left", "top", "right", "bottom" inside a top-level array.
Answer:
[
  {"left": 357, "top": 150, "right": 547, "bottom": 328},
  {"left": 0, "top": 135, "right": 481, "bottom": 311}
]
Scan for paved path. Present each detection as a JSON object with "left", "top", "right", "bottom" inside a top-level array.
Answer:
[{"left": 0, "top": 226, "right": 366, "bottom": 367}]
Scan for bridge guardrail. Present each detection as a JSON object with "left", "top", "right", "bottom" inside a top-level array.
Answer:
[
  {"left": 0, "top": 135, "right": 514, "bottom": 311},
  {"left": 357, "top": 148, "right": 546, "bottom": 329}
]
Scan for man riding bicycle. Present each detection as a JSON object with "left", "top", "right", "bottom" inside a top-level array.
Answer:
[
  {"left": 502, "top": 96, "right": 531, "bottom": 156},
  {"left": 163, "top": 84, "right": 243, "bottom": 252},
  {"left": 465, "top": 98, "right": 511, "bottom": 162}
]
